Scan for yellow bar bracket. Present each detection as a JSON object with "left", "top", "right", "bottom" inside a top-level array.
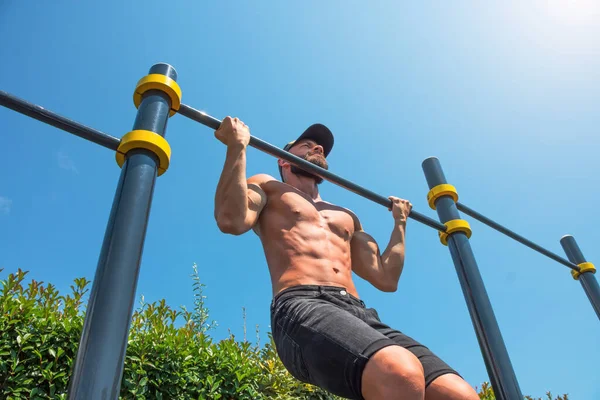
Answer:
[
  {"left": 427, "top": 184, "right": 459, "bottom": 210},
  {"left": 571, "top": 262, "right": 596, "bottom": 280},
  {"left": 133, "top": 74, "right": 182, "bottom": 117},
  {"left": 116, "top": 130, "right": 171, "bottom": 176},
  {"left": 439, "top": 219, "right": 472, "bottom": 246}
]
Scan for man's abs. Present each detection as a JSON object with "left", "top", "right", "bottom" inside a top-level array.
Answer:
[
  {"left": 266, "top": 250, "right": 355, "bottom": 296},
  {"left": 254, "top": 182, "right": 359, "bottom": 297}
]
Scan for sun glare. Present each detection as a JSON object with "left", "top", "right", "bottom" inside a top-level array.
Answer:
[{"left": 545, "top": 0, "right": 600, "bottom": 25}]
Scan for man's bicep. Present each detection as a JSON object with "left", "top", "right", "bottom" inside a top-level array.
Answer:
[
  {"left": 347, "top": 210, "right": 376, "bottom": 274},
  {"left": 247, "top": 183, "right": 267, "bottom": 213},
  {"left": 244, "top": 174, "right": 272, "bottom": 228},
  {"left": 351, "top": 231, "right": 384, "bottom": 285}
]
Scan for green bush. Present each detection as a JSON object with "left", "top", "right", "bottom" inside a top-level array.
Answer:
[
  {"left": 475, "top": 381, "right": 569, "bottom": 400},
  {"left": 0, "top": 266, "right": 338, "bottom": 400},
  {"left": 0, "top": 266, "right": 569, "bottom": 399}
]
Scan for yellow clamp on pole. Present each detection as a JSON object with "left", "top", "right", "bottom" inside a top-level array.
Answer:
[
  {"left": 116, "top": 130, "right": 171, "bottom": 176},
  {"left": 133, "top": 74, "right": 182, "bottom": 117},
  {"left": 427, "top": 184, "right": 459, "bottom": 210},
  {"left": 439, "top": 219, "right": 472, "bottom": 246},
  {"left": 571, "top": 262, "right": 596, "bottom": 280}
]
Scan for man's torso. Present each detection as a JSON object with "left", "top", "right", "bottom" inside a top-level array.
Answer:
[{"left": 254, "top": 180, "right": 360, "bottom": 297}]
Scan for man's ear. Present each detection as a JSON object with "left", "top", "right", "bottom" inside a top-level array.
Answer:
[{"left": 277, "top": 159, "right": 287, "bottom": 167}]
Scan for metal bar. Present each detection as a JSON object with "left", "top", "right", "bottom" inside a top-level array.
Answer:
[
  {"left": 67, "top": 63, "right": 177, "bottom": 400},
  {"left": 0, "top": 90, "right": 120, "bottom": 150},
  {"left": 422, "top": 157, "right": 523, "bottom": 400},
  {"left": 560, "top": 235, "right": 600, "bottom": 320},
  {"left": 457, "top": 202, "right": 580, "bottom": 272},
  {"left": 177, "top": 103, "right": 447, "bottom": 232}
]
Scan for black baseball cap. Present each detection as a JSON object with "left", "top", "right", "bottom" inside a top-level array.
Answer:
[{"left": 278, "top": 123, "right": 334, "bottom": 181}]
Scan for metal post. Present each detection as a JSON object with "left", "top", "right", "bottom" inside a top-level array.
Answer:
[
  {"left": 422, "top": 157, "right": 523, "bottom": 400},
  {"left": 67, "top": 63, "right": 177, "bottom": 399},
  {"left": 560, "top": 235, "right": 600, "bottom": 320}
]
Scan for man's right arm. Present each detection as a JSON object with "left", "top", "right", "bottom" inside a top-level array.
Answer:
[{"left": 213, "top": 117, "right": 271, "bottom": 235}]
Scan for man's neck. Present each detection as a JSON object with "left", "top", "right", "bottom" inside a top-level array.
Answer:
[{"left": 289, "top": 175, "right": 321, "bottom": 201}]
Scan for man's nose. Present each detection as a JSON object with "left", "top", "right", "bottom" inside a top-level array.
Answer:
[{"left": 312, "top": 144, "right": 324, "bottom": 154}]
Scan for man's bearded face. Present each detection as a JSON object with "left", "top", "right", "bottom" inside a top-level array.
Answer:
[{"left": 289, "top": 141, "right": 328, "bottom": 184}]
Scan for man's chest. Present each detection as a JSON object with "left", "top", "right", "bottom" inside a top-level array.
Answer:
[{"left": 265, "top": 190, "right": 355, "bottom": 237}]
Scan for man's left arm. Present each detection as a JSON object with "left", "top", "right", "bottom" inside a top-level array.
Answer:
[{"left": 350, "top": 196, "right": 412, "bottom": 292}]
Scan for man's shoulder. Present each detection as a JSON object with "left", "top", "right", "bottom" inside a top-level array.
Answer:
[
  {"left": 247, "top": 174, "right": 287, "bottom": 198},
  {"left": 339, "top": 206, "right": 363, "bottom": 231},
  {"left": 247, "top": 173, "right": 279, "bottom": 186}
]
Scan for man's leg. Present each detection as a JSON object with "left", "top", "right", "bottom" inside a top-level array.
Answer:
[
  {"left": 362, "top": 307, "right": 478, "bottom": 399},
  {"left": 361, "top": 347, "right": 479, "bottom": 400},
  {"left": 361, "top": 345, "right": 425, "bottom": 400},
  {"left": 425, "top": 373, "right": 479, "bottom": 400}
]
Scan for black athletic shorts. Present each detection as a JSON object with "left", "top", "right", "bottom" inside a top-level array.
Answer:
[{"left": 270, "top": 285, "right": 460, "bottom": 400}]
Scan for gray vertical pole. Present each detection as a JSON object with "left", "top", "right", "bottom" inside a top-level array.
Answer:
[
  {"left": 560, "top": 235, "right": 600, "bottom": 320},
  {"left": 422, "top": 157, "right": 523, "bottom": 400},
  {"left": 67, "top": 63, "right": 178, "bottom": 399}
]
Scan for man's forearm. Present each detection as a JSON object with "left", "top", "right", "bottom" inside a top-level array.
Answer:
[
  {"left": 380, "top": 221, "right": 407, "bottom": 284},
  {"left": 214, "top": 143, "right": 249, "bottom": 225}
]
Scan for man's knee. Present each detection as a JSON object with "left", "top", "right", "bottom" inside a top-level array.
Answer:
[{"left": 361, "top": 345, "right": 425, "bottom": 400}]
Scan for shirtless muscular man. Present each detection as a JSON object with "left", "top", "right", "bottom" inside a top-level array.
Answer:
[{"left": 213, "top": 117, "right": 478, "bottom": 400}]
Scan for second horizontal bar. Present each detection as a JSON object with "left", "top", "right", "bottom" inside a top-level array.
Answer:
[{"left": 457, "top": 202, "right": 580, "bottom": 272}]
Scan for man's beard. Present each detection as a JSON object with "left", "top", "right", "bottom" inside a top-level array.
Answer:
[{"left": 290, "top": 153, "right": 328, "bottom": 184}]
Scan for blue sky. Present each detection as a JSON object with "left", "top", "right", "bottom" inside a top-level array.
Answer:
[{"left": 1, "top": 1, "right": 599, "bottom": 398}]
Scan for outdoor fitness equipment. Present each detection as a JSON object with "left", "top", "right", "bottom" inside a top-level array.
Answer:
[{"left": 1, "top": 63, "right": 598, "bottom": 400}]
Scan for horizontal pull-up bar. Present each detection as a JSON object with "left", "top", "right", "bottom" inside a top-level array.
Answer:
[
  {"left": 0, "top": 90, "right": 120, "bottom": 151},
  {"left": 177, "top": 103, "right": 447, "bottom": 232},
  {"left": 178, "top": 103, "right": 582, "bottom": 273},
  {"left": 456, "top": 202, "right": 580, "bottom": 272}
]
